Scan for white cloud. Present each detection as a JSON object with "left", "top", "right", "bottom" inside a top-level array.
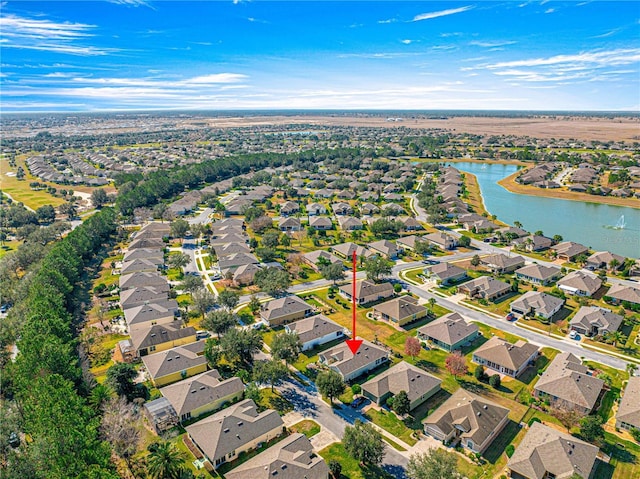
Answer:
[
  {"left": 545, "top": 8, "right": 555, "bottom": 14},
  {"left": 181, "top": 73, "right": 248, "bottom": 84},
  {"left": 378, "top": 18, "right": 397, "bottom": 24},
  {"left": 107, "top": 0, "right": 154, "bottom": 8},
  {"left": 413, "top": 6, "right": 474, "bottom": 22},
  {"left": 470, "top": 40, "right": 517, "bottom": 48},
  {"left": 486, "top": 49, "right": 640, "bottom": 69},
  {"left": 401, "top": 39, "right": 413, "bottom": 45}
]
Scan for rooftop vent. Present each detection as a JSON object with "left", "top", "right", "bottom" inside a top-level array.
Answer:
[{"left": 223, "top": 428, "right": 229, "bottom": 433}]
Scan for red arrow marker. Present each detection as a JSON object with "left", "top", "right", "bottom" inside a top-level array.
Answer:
[{"left": 346, "top": 250, "right": 363, "bottom": 355}]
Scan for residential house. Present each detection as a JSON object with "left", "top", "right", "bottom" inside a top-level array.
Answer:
[
  {"left": 586, "top": 251, "right": 626, "bottom": 271},
  {"left": 318, "top": 339, "right": 389, "bottom": 382},
  {"left": 371, "top": 296, "right": 427, "bottom": 327},
  {"left": 129, "top": 237, "right": 165, "bottom": 250},
  {"left": 331, "top": 242, "right": 374, "bottom": 260},
  {"left": 515, "top": 264, "right": 562, "bottom": 286},
  {"left": 337, "top": 216, "right": 363, "bottom": 231},
  {"left": 472, "top": 336, "right": 539, "bottom": 378},
  {"left": 558, "top": 270, "right": 603, "bottom": 297},
  {"left": 513, "top": 235, "right": 554, "bottom": 252},
  {"left": 510, "top": 291, "right": 564, "bottom": 320},
  {"left": 278, "top": 217, "right": 301, "bottom": 232},
  {"left": 338, "top": 280, "right": 394, "bottom": 305},
  {"left": 398, "top": 216, "right": 423, "bottom": 231},
  {"left": 361, "top": 361, "right": 441, "bottom": 410},
  {"left": 160, "top": 370, "right": 244, "bottom": 422},
  {"left": 306, "top": 203, "right": 327, "bottom": 216},
  {"left": 279, "top": 201, "right": 299, "bottom": 216},
  {"left": 285, "top": 314, "right": 346, "bottom": 352},
  {"left": 120, "top": 286, "right": 168, "bottom": 311},
  {"left": 185, "top": 399, "right": 285, "bottom": 469},
  {"left": 119, "top": 272, "right": 169, "bottom": 292},
  {"left": 303, "top": 250, "right": 343, "bottom": 272},
  {"left": 124, "top": 300, "right": 179, "bottom": 328},
  {"left": 458, "top": 276, "right": 512, "bottom": 302},
  {"left": 425, "top": 232, "right": 457, "bottom": 250},
  {"left": 604, "top": 283, "right": 640, "bottom": 308},
  {"left": 616, "top": 376, "right": 640, "bottom": 432},
  {"left": 309, "top": 216, "right": 333, "bottom": 230},
  {"left": 211, "top": 233, "right": 249, "bottom": 247},
  {"left": 396, "top": 235, "right": 425, "bottom": 253},
  {"left": 122, "top": 248, "right": 164, "bottom": 265},
  {"left": 361, "top": 203, "right": 380, "bottom": 215},
  {"left": 130, "top": 323, "right": 197, "bottom": 357},
  {"left": 423, "top": 388, "right": 509, "bottom": 453},
  {"left": 551, "top": 241, "right": 590, "bottom": 261},
  {"left": 331, "top": 202, "right": 353, "bottom": 216},
  {"left": 214, "top": 242, "right": 251, "bottom": 258},
  {"left": 368, "top": 239, "right": 398, "bottom": 259},
  {"left": 507, "top": 422, "right": 599, "bottom": 479},
  {"left": 533, "top": 353, "right": 605, "bottom": 414},
  {"left": 260, "top": 295, "right": 314, "bottom": 326},
  {"left": 233, "top": 263, "right": 262, "bottom": 286},
  {"left": 142, "top": 342, "right": 208, "bottom": 387},
  {"left": 569, "top": 306, "right": 623, "bottom": 337},
  {"left": 121, "top": 258, "right": 160, "bottom": 275},
  {"left": 480, "top": 254, "right": 525, "bottom": 274},
  {"left": 218, "top": 253, "right": 260, "bottom": 273},
  {"left": 417, "top": 312, "right": 480, "bottom": 352},
  {"left": 224, "top": 433, "right": 329, "bottom": 479},
  {"left": 428, "top": 263, "right": 467, "bottom": 286}
]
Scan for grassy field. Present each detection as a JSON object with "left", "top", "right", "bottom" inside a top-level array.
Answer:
[
  {"left": 289, "top": 419, "right": 321, "bottom": 438},
  {"left": 319, "top": 443, "right": 395, "bottom": 479},
  {"left": 363, "top": 409, "right": 417, "bottom": 446}
]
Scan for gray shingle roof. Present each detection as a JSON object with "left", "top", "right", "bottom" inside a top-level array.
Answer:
[
  {"left": 285, "top": 314, "right": 344, "bottom": 345},
  {"left": 417, "top": 312, "right": 479, "bottom": 347},
  {"left": 570, "top": 306, "right": 623, "bottom": 335},
  {"left": 617, "top": 376, "right": 640, "bottom": 429},
  {"left": 319, "top": 339, "right": 388, "bottom": 377},
  {"left": 473, "top": 336, "right": 539, "bottom": 372},
  {"left": 361, "top": 361, "right": 441, "bottom": 404},
  {"left": 142, "top": 343, "right": 207, "bottom": 381},
  {"left": 261, "top": 295, "right": 311, "bottom": 321},
  {"left": 372, "top": 296, "right": 426, "bottom": 322},
  {"left": 510, "top": 291, "right": 564, "bottom": 318}
]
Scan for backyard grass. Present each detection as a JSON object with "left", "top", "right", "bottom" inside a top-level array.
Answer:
[
  {"left": 319, "top": 443, "right": 394, "bottom": 479},
  {"left": 602, "top": 431, "right": 640, "bottom": 479},
  {"left": 363, "top": 409, "right": 417, "bottom": 446},
  {"left": 0, "top": 240, "right": 21, "bottom": 259},
  {"left": 289, "top": 419, "right": 321, "bottom": 438},
  {"left": 258, "top": 388, "right": 294, "bottom": 415}
]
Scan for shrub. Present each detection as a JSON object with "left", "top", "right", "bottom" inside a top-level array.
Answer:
[
  {"left": 393, "top": 283, "right": 402, "bottom": 293},
  {"left": 528, "top": 417, "right": 541, "bottom": 427},
  {"left": 489, "top": 374, "right": 501, "bottom": 389},
  {"left": 351, "top": 384, "right": 361, "bottom": 395},
  {"left": 505, "top": 445, "right": 515, "bottom": 457},
  {"left": 474, "top": 365, "right": 487, "bottom": 381}
]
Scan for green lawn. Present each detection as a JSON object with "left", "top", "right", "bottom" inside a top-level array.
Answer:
[
  {"left": 602, "top": 432, "right": 640, "bottom": 479},
  {"left": 289, "top": 419, "right": 321, "bottom": 438},
  {"left": 257, "top": 388, "right": 294, "bottom": 415},
  {"left": 363, "top": 409, "right": 417, "bottom": 446},
  {"left": 319, "top": 443, "right": 394, "bottom": 479}
]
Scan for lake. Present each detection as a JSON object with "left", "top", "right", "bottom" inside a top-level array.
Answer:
[{"left": 448, "top": 162, "right": 640, "bottom": 259}]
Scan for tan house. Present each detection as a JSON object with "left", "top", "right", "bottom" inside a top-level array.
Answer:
[
  {"left": 551, "top": 241, "right": 589, "bottom": 261},
  {"left": 569, "top": 306, "right": 623, "bottom": 337},
  {"left": 371, "top": 296, "right": 427, "bottom": 326},
  {"left": 558, "top": 270, "right": 602, "bottom": 297},
  {"left": 119, "top": 271, "right": 170, "bottom": 292},
  {"left": 260, "top": 295, "right": 314, "bottom": 326},
  {"left": 533, "top": 353, "right": 605, "bottom": 414},
  {"left": 303, "top": 250, "right": 344, "bottom": 272},
  {"left": 423, "top": 388, "right": 509, "bottom": 453},
  {"left": 510, "top": 291, "right": 564, "bottom": 320},
  {"left": 284, "top": 314, "right": 346, "bottom": 352},
  {"left": 160, "top": 370, "right": 244, "bottom": 422},
  {"left": 480, "top": 254, "right": 525, "bottom": 274},
  {"left": 318, "top": 339, "right": 389, "bottom": 382},
  {"left": 130, "top": 323, "right": 197, "bottom": 357},
  {"left": 586, "top": 251, "right": 626, "bottom": 271},
  {"left": 361, "top": 361, "right": 441, "bottom": 410},
  {"left": 507, "top": 422, "right": 599, "bottom": 479},
  {"left": 186, "top": 399, "right": 285, "bottom": 469},
  {"left": 425, "top": 232, "right": 457, "bottom": 250},
  {"left": 428, "top": 262, "right": 467, "bottom": 285},
  {"left": 458, "top": 276, "right": 512, "bottom": 302},
  {"left": 331, "top": 242, "right": 374, "bottom": 260},
  {"left": 338, "top": 280, "right": 394, "bottom": 305},
  {"left": 515, "top": 264, "right": 562, "bottom": 286},
  {"left": 616, "top": 376, "right": 640, "bottom": 431},
  {"left": 224, "top": 433, "right": 329, "bottom": 479},
  {"left": 142, "top": 341, "right": 208, "bottom": 387},
  {"left": 605, "top": 283, "right": 640, "bottom": 308},
  {"left": 124, "top": 300, "right": 179, "bottom": 328},
  {"left": 417, "top": 312, "right": 480, "bottom": 352},
  {"left": 472, "top": 336, "right": 539, "bottom": 378}
]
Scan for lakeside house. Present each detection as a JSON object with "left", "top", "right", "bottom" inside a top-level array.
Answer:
[
  {"left": 514, "top": 264, "right": 562, "bottom": 286},
  {"left": 551, "top": 241, "right": 590, "bottom": 261},
  {"left": 423, "top": 388, "right": 509, "bottom": 454},
  {"left": 586, "top": 251, "right": 626, "bottom": 271},
  {"left": 416, "top": 312, "right": 480, "bottom": 352},
  {"left": 604, "top": 283, "right": 640, "bottom": 308},
  {"left": 557, "top": 270, "right": 603, "bottom": 297},
  {"left": 361, "top": 361, "right": 441, "bottom": 411},
  {"left": 472, "top": 336, "right": 539, "bottom": 378}
]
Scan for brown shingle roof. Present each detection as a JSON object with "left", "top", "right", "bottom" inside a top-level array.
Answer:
[{"left": 473, "top": 336, "right": 539, "bottom": 371}]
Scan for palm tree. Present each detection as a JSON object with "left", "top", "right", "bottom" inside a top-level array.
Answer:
[
  {"left": 609, "top": 259, "right": 620, "bottom": 271},
  {"left": 146, "top": 442, "right": 186, "bottom": 479},
  {"left": 428, "top": 297, "right": 437, "bottom": 313},
  {"left": 605, "top": 331, "right": 628, "bottom": 348}
]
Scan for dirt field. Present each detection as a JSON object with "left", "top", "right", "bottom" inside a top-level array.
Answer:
[{"left": 199, "top": 114, "right": 640, "bottom": 142}]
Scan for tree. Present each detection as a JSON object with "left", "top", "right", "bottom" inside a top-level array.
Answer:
[
  {"left": 363, "top": 255, "right": 393, "bottom": 282},
  {"left": 146, "top": 442, "right": 186, "bottom": 479},
  {"left": 580, "top": 415, "right": 604, "bottom": 445},
  {"left": 58, "top": 201, "right": 77, "bottom": 219},
  {"left": 609, "top": 258, "right": 620, "bottom": 271},
  {"left": 630, "top": 427, "right": 640, "bottom": 443},
  {"left": 321, "top": 262, "right": 345, "bottom": 284},
  {"left": 254, "top": 267, "right": 291, "bottom": 296},
  {"left": 190, "top": 223, "right": 206, "bottom": 240},
  {"left": 253, "top": 359, "right": 289, "bottom": 391},
  {"left": 514, "top": 221, "right": 523, "bottom": 228},
  {"left": 167, "top": 252, "right": 191, "bottom": 271},
  {"left": 256, "top": 247, "right": 278, "bottom": 262},
  {"left": 489, "top": 374, "right": 501, "bottom": 389},
  {"left": 552, "top": 406, "right": 582, "bottom": 432},
  {"left": 457, "top": 235, "right": 471, "bottom": 248},
  {"left": 407, "top": 448, "right": 461, "bottom": 479},
  {"left": 605, "top": 330, "right": 628, "bottom": 348},
  {"left": 219, "top": 327, "right": 263, "bottom": 365},
  {"left": 271, "top": 331, "right": 302, "bottom": 365},
  {"left": 91, "top": 189, "right": 109, "bottom": 208},
  {"left": 404, "top": 336, "right": 421, "bottom": 359},
  {"left": 316, "top": 370, "right": 345, "bottom": 404},
  {"left": 428, "top": 297, "right": 437, "bottom": 312},
  {"left": 202, "top": 310, "right": 236, "bottom": 338},
  {"left": 36, "top": 204, "right": 56, "bottom": 224},
  {"left": 553, "top": 234, "right": 564, "bottom": 243},
  {"left": 218, "top": 288, "right": 240, "bottom": 311},
  {"left": 391, "top": 390, "right": 410, "bottom": 416},
  {"left": 170, "top": 219, "right": 190, "bottom": 241},
  {"left": 445, "top": 352, "right": 468, "bottom": 379},
  {"left": 248, "top": 295, "right": 261, "bottom": 315},
  {"left": 470, "top": 254, "right": 481, "bottom": 268},
  {"left": 106, "top": 362, "right": 142, "bottom": 401},
  {"left": 328, "top": 459, "right": 342, "bottom": 479},
  {"left": 179, "top": 274, "right": 204, "bottom": 295},
  {"left": 343, "top": 420, "right": 385, "bottom": 466},
  {"left": 101, "top": 397, "right": 141, "bottom": 469},
  {"left": 280, "top": 234, "right": 291, "bottom": 247},
  {"left": 474, "top": 365, "right": 486, "bottom": 381},
  {"left": 262, "top": 232, "right": 280, "bottom": 248},
  {"left": 191, "top": 288, "right": 216, "bottom": 320},
  {"left": 16, "top": 165, "right": 25, "bottom": 180}
]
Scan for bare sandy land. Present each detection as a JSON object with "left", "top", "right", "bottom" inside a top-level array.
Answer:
[{"left": 201, "top": 115, "right": 640, "bottom": 142}]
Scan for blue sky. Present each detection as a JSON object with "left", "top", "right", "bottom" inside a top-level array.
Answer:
[{"left": 1, "top": 1, "right": 639, "bottom": 112}]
